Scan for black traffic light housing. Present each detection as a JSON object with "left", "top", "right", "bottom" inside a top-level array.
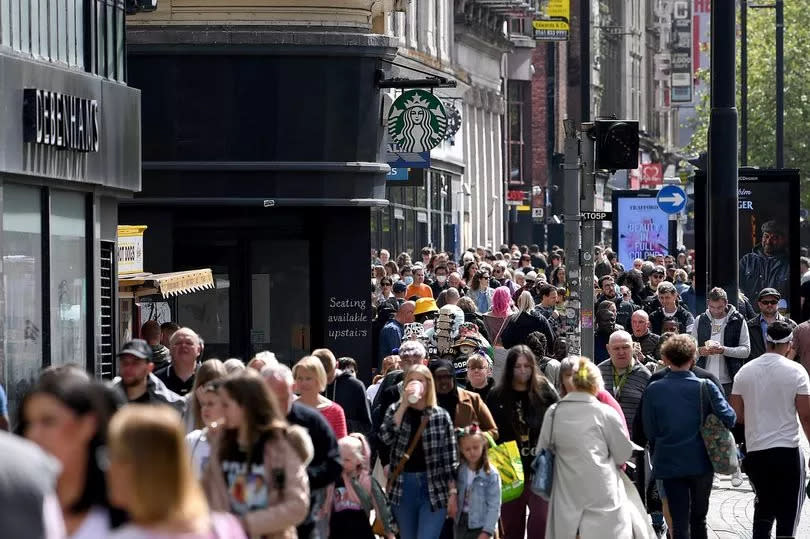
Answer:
[{"left": 595, "top": 119, "right": 639, "bottom": 171}]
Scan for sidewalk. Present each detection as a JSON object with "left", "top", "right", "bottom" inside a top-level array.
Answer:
[{"left": 707, "top": 434, "right": 810, "bottom": 538}]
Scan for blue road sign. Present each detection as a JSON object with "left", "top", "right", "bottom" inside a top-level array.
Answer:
[
  {"left": 387, "top": 167, "right": 410, "bottom": 181},
  {"left": 656, "top": 185, "right": 687, "bottom": 214},
  {"left": 385, "top": 143, "right": 430, "bottom": 169}
]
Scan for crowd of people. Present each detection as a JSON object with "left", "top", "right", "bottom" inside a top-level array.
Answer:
[{"left": 2, "top": 242, "right": 810, "bottom": 538}]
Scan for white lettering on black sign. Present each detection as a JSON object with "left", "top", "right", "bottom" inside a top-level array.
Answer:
[
  {"left": 23, "top": 89, "right": 100, "bottom": 152},
  {"left": 327, "top": 297, "right": 369, "bottom": 340}
]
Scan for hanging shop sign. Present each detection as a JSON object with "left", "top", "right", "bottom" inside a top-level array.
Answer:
[
  {"left": 670, "top": 0, "right": 693, "bottom": 103},
  {"left": 506, "top": 190, "right": 526, "bottom": 206},
  {"left": 533, "top": 0, "right": 570, "bottom": 41},
  {"left": 22, "top": 89, "right": 100, "bottom": 152},
  {"left": 387, "top": 90, "right": 448, "bottom": 152},
  {"left": 118, "top": 225, "right": 148, "bottom": 276}
]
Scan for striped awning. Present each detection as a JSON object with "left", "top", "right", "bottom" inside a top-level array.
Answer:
[{"left": 119, "top": 269, "right": 215, "bottom": 298}]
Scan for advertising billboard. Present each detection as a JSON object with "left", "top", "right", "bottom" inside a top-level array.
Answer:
[
  {"left": 612, "top": 190, "right": 674, "bottom": 270},
  {"left": 671, "top": 0, "right": 694, "bottom": 102}
]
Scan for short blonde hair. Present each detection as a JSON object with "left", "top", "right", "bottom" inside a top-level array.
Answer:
[
  {"left": 293, "top": 356, "right": 328, "bottom": 392},
  {"left": 401, "top": 364, "right": 437, "bottom": 407},
  {"left": 571, "top": 356, "right": 603, "bottom": 396},
  {"left": 108, "top": 405, "right": 208, "bottom": 525}
]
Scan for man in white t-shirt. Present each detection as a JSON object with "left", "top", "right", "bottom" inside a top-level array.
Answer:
[{"left": 731, "top": 321, "right": 810, "bottom": 539}]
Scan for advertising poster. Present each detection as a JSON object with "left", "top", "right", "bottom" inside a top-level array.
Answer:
[
  {"left": 612, "top": 191, "right": 672, "bottom": 270},
  {"left": 670, "top": 0, "right": 693, "bottom": 102},
  {"left": 738, "top": 169, "right": 800, "bottom": 314}
]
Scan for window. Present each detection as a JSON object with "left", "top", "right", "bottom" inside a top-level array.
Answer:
[
  {"left": 507, "top": 82, "right": 527, "bottom": 184},
  {"left": 50, "top": 190, "right": 86, "bottom": 367},
  {"left": 1, "top": 0, "right": 86, "bottom": 69},
  {"left": 3, "top": 184, "right": 43, "bottom": 419}
]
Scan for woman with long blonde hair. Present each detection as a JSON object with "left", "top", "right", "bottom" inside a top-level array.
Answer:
[
  {"left": 106, "top": 405, "right": 245, "bottom": 538},
  {"left": 379, "top": 364, "right": 458, "bottom": 539}
]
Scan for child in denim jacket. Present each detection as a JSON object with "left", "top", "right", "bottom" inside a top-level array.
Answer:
[{"left": 455, "top": 425, "right": 501, "bottom": 539}]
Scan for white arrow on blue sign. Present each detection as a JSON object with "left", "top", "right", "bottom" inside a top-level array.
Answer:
[{"left": 656, "top": 185, "right": 687, "bottom": 214}]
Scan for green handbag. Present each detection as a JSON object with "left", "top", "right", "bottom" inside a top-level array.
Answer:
[{"left": 699, "top": 380, "right": 739, "bottom": 475}]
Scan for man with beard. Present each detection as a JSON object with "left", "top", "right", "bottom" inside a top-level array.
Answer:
[
  {"left": 740, "top": 220, "right": 790, "bottom": 308},
  {"left": 113, "top": 339, "right": 185, "bottom": 413},
  {"left": 596, "top": 275, "right": 635, "bottom": 329},
  {"left": 746, "top": 288, "right": 797, "bottom": 362},
  {"left": 594, "top": 303, "right": 622, "bottom": 364}
]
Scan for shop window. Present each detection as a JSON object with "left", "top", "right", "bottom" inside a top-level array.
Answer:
[
  {"left": 2, "top": 184, "right": 43, "bottom": 419},
  {"left": 50, "top": 190, "right": 87, "bottom": 367}
]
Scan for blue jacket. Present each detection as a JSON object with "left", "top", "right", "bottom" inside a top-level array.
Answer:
[
  {"left": 642, "top": 370, "right": 736, "bottom": 479},
  {"left": 378, "top": 319, "right": 403, "bottom": 362},
  {"left": 455, "top": 462, "right": 501, "bottom": 535}
]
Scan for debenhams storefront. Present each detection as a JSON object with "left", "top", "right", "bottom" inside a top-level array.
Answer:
[{"left": 0, "top": 2, "right": 141, "bottom": 416}]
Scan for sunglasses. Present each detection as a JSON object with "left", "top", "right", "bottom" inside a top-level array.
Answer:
[{"left": 760, "top": 299, "right": 778, "bottom": 305}]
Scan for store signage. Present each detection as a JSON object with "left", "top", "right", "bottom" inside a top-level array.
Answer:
[
  {"left": 506, "top": 190, "right": 525, "bottom": 206},
  {"left": 640, "top": 162, "right": 663, "bottom": 188},
  {"left": 23, "top": 89, "right": 100, "bottom": 152},
  {"left": 581, "top": 211, "right": 613, "bottom": 221},
  {"left": 387, "top": 90, "right": 448, "bottom": 152},
  {"left": 533, "top": 0, "right": 570, "bottom": 41},
  {"left": 670, "top": 1, "right": 693, "bottom": 103},
  {"left": 117, "top": 225, "right": 148, "bottom": 276}
]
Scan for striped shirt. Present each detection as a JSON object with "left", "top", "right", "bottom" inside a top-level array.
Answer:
[{"left": 597, "top": 359, "right": 651, "bottom": 439}]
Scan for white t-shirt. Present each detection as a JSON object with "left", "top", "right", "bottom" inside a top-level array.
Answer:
[
  {"left": 706, "top": 314, "right": 731, "bottom": 384},
  {"left": 185, "top": 429, "right": 211, "bottom": 478},
  {"left": 732, "top": 353, "right": 810, "bottom": 452}
]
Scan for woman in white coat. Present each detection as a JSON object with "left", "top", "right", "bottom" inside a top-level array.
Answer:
[{"left": 537, "top": 357, "right": 634, "bottom": 538}]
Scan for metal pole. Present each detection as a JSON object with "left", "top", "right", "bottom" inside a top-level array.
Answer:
[
  {"left": 580, "top": 123, "right": 595, "bottom": 360},
  {"left": 741, "top": 0, "right": 748, "bottom": 166},
  {"left": 562, "top": 120, "right": 582, "bottom": 356},
  {"left": 708, "top": 0, "right": 740, "bottom": 306},
  {"left": 776, "top": 0, "right": 784, "bottom": 168}
]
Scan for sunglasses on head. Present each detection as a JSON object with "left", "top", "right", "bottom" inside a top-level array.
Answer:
[{"left": 760, "top": 299, "right": 778, "bottom": 305}]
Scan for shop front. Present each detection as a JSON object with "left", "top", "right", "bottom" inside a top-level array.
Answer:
[{"left": 0, "top": 14, "right": 141, "bottom": 416}]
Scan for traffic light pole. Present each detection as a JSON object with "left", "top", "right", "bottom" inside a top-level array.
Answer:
[
  {"left": 708, "top": 0, "right": 739, "bottom": 306},
  {"left": 580, "top": 123, "right": 595, "bottom": 360},
  {"left": 562, "top": 120, "right": 582, "bottom": 355}
]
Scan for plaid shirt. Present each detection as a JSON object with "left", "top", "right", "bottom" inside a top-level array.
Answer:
[{"left": 380, "top": 404, "right": 458, "bottom": 510}]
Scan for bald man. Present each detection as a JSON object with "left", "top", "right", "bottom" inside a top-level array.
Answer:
[
  {"left": 631, "top": 310, "right": 660, "bottom": 363},
  {"left": 598, "top": 330, "right": 652, "bottom": 439}
]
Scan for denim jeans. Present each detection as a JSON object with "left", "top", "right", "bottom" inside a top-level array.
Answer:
[
  {"left": 392, "top": 472, "right": 448, "bottom": 539},
  {"left": 662, "top": 472, "right": 714, "bottom": 539}
]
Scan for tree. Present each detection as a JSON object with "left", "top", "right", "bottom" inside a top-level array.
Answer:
[{"left": 684, "top": 3, "right": 810, "bottom": 207}]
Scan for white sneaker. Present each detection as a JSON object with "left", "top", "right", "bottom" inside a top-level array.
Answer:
[{"left": 731, "top": 468, "right": 744, "bottom": 487}]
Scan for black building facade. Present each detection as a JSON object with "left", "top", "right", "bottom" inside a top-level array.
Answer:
[{"left": 122, "top": 28, "right": 397, "bottom": 378}]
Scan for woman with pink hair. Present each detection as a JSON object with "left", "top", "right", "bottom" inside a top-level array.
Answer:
[{"left": 483, "top": 287, "right": 515, "bottom": 348}]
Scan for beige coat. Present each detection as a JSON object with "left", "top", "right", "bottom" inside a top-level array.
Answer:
[{"left": 203, "top": 425, "right": 312, "bottom": 539}]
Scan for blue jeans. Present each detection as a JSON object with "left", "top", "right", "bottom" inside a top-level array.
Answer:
[{"left": 392, "top": 472, "right": 448, "bottom": 539}]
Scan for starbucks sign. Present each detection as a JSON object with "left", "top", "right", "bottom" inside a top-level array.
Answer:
[{"left": 387, "top": 90, "right": 448, "bottom": 152}]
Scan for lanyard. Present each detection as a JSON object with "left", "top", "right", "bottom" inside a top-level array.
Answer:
[{"left": 612, "top": 365, "right": 631, "bottom": 399}]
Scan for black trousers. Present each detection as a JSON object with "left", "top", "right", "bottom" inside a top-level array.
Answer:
[
  {"left": 662, "top": 472, "right": 714, "bottom": 539},
  {"left": 745, "top": 446, "right": 806, "bottom": 539}
]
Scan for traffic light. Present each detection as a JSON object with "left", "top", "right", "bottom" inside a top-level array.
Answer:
[{"left": 595, "top": 120, "right": 639, "bottom": 171}]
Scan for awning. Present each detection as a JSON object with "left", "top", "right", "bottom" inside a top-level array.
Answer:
[{"left": 119, "top": 269, "right": 215, "bottom": 299}]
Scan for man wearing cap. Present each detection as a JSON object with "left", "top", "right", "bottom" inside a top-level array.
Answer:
[
  {"left": 378, "top": 301, "right": 415, "bottom": 364},
  {"left": 642, "top": 266, "right": 668, "bottom": 313},
  {"left": 739, "top": 220, "right": 790, "bottom": 309},
  {"left": 746, "top": 288, "right": 797, "bottom": 363},
  {"left": 731, "top": 321, "right": 810, "bottom": 539},
  {"left": 596, "top": 274, "right": 635, "bottom": 329},
  {"left": 391, "top": 280, "right": 408, "bottom": 306},
  {"left": 113, "top": 339, "right": 186, "bottom": 413}
]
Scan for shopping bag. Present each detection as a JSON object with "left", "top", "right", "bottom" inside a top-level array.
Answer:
[{"left": 483, "top": 432, "right": 524, "bottom": 503}]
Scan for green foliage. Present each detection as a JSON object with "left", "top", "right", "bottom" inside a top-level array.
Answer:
[{"left": 684, "top": 4, "right": 810, "bottom": 207}]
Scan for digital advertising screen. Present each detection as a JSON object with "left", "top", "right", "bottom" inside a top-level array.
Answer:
[{"left": 612, "top": 190, "right": 673, "bottom": 270}]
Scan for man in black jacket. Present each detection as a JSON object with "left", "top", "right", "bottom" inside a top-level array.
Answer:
[
  {"left": 262, "top": 363, "right": 341, "bottom": 539},
  {"left": 746, "top": 287, "right": 797, "bottom": 363},
  {"left": 313, "top": 348, "right": 372, "bottom": 436},
  {"left": 596, "top": 274, "right": 635, "bottom": 328}
]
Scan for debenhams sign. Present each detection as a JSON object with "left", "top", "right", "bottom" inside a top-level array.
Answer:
[{"left": 23, "top": 89, "right": 99, "bottom": 152}]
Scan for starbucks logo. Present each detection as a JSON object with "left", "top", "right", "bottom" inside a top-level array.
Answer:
[{"left": 387, "top": 90, "right": 448, "bottom": 152}]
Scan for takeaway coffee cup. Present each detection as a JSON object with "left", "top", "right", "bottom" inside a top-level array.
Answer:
[{"left": 406, "top": 380, "right": 424, "bottom": 404}]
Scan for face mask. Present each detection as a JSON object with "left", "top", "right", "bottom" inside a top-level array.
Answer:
[
  {"left": 514, "top": 370, "right": 532, "bottom": 383},
  {"left": 404, "top": 276, "right": 414, "bottom": 286},
  {"left": 436, "top": 275, "right": 447, "bottom": 284}
]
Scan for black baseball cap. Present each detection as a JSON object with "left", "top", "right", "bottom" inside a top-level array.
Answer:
[{"left": 117, "top": 339, "right": 152, "bottom": 361}]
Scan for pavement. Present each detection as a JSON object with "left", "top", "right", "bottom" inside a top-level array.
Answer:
[{"left": 707, "top": 433, "right": 810, "bottom": 538}]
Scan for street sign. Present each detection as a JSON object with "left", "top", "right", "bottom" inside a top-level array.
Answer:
[
  {"left": 385, "top": 143, "right": 430, "bottom": 169},
  {"left": 656, "top": 185, "right": 687, "bottom": 214},
  {"left": 386, "top": 167, "right": 409, "bottom": 181},
  {"left": 387, "top": 90, "right": 448, "bottom": 152},
  {"left": 580, "top": 211, "right": 613, "bottom": 221},
  {"left": 532, "top": 207, "right": 544, "bottom": 219}
]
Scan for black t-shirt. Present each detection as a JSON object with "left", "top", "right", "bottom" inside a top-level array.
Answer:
[
  {"left": 513, "top": 390, "right": 533, "bottom": 470},
  {"left": 801, "top": 280, "right": 810, "bottom": 322},
  {"left": 467, "top": 377, "right": 495, "bottom": 402},
  {"left": 329, "top": 476, "right": 374, "bottom": 539},
  {"left": 155, "top": 364, "right": 195, "bottom": 396},
  {"left": 130, "top": 391, "right": 151, "bottom": 404},
  {"left": 403, "top": 408, "right": 427, "bottom": 472},
  {"left": 220, "top": 434, "right": 271, "bottom": 515}
]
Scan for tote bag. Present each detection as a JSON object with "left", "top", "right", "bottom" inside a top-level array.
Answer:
[
  {"left": 699, "top": 380, "right": 739, "bottom": 475},
  {"left": 483, "top": 432, "right": 524, "bottom": 503}
]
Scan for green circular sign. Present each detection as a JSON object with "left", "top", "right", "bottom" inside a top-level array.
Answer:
[{"left": 387, "top": 89, "right": 448, "bottom": 152}]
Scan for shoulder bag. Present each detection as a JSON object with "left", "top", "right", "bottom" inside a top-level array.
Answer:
[
  {"left": 699, "top": 379, "right": 739, "bottom": 475},
  {"left": 530, "top": 403, "right": 559, "bottom": 500},
  {"left": 482, "top": 431, "right": 524, "bottom": 503},
  {"left": 386, "top": 415, "right": 430, "bottom": 492}
]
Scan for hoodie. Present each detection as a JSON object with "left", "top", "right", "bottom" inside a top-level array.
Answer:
[
  {"left": 324, "top": 371, "right": 372, "bottom": 436},
  {"left": 150, "top": 344, "right": 171, "bottom": 371}
]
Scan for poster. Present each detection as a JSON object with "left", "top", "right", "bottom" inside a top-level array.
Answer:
[
  {"left": 738, "top": 170, "right": 800, "bottom": 313},
  {"left": 670, "top": 0, "right": 693, "bottom": 102},
  {"left": 533, "top": 0, "right": 570, "bottom": 41},
  {"left": 612, "top": 191, "right": 671, "bottom": 270}
]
